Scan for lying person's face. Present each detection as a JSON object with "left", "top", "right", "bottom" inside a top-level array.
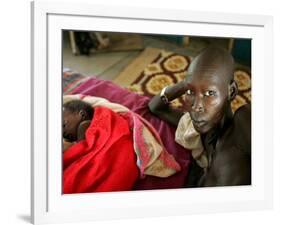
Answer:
[
  {"left": 184, "top": 70, "right": 229, "bottom": 134},
  {"left": 63, "top": 109, "right": 82, "bottom": 142}
]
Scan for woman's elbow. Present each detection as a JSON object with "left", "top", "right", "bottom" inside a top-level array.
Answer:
[{"left": 148, "top": 96, "right": 162, "bottom": 114}]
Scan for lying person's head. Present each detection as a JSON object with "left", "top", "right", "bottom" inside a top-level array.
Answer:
[
  {"left": 63, "top": 100, "right": 94, "bottom": 142},
  {"left": 184, "top": 46, "right": 238, "bottom": 134}
]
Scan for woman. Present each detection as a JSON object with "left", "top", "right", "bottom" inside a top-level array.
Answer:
[{"left": 148, "top": 46, "right": 251, "bottom": 187}]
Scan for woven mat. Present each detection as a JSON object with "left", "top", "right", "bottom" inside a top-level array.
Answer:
[{"left": 115, "top": 47, "right": 251, "bottom": 112}]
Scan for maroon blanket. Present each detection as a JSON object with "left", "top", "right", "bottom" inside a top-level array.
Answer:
[{"left": 69, "top": 76, "right": 191, "bottom": 190}]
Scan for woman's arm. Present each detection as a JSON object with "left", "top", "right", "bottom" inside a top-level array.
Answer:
[{"left": 148, "top": 80, "right": 188, "bottom": 127}]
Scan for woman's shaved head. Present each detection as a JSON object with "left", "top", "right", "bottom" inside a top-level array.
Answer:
[{"left": 186, "top": 45, "right": 234, "bottom": 84}]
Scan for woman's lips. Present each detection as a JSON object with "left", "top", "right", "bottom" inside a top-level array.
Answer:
[{"left": 192, "top": 120, "right": 206, "bottom": 128}]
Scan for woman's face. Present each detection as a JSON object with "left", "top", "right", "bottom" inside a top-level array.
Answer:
[
  {"left": 184, "top": 72, "right": 229, "bottom": 134},
  {"left": 63, "top": 109, "right": 82, "bottom": 142}
]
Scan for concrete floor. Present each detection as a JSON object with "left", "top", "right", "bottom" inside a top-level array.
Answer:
[{"left": 62, "top": 32, "right": 229, "bottom": 80}]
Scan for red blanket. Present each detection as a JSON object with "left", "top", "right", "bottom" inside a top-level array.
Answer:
[{"left": 63, "top": 107, "right": 139, "bottom": 193}]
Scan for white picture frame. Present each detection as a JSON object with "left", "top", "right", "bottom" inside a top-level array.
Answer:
[{"left": 31, "top": 1, "right": 273, "bottom": 224}]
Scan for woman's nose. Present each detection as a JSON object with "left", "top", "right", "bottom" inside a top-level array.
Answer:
[{"left": 192, "top": 96, "right": 204, "bottom": 113}]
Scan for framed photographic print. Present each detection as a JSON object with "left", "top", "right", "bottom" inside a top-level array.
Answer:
[{"left": 31, "top": 0, "right": 273, "bottom": 224}]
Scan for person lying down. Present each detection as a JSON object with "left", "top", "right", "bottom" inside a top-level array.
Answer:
[
  {"left": 62, "top": 96, "right": 181, "bottom": 194},
  {"left": 63, "top": 100, "right": 94, "bottom": 146}
]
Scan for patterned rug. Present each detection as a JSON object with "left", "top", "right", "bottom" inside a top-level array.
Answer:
[{"left": 115, "top": 47, "right": 251, "bottom": 112}]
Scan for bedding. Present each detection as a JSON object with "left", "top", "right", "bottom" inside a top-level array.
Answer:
[
  {"left": 64, "top": 106, "right": 139, "bottom": 193},
  {"left": 63, "top": 71, "right": 192, "bottom": 190},
  {"left": 63, "top": 94, "right": 181, "bottom": 179}
]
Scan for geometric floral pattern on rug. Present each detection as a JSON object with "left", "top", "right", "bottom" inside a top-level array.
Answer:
[
  {"left": 127, "top": 50, "right": 191, "bottom": 110},
  {"left": 127, "top": 49, "right": 251, "bottom": 112},
  {"left": 231, "top": 69, "right": 251, "bottom": 112}
]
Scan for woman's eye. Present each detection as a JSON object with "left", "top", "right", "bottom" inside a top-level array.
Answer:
[
  {"left": 204, "top": 90, "right": 216, "bottom": 96},
  {"left": 186, "top": 89, "right": 193, "bottom": 95}
]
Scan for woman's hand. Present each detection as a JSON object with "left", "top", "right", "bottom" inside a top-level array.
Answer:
[
  {"left": 63, "top": 139, "right": 74, "bottom": 152},
  {"left": 148, "top": 80, "right": 188, "bottom": 126}
]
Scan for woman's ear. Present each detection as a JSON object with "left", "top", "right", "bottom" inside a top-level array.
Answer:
[
  {"left": 79, "top": 110, "right": 87, "bottom": 120},
  {"left": 228, "top": 80, "right": 238, "bottom": 101}
]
